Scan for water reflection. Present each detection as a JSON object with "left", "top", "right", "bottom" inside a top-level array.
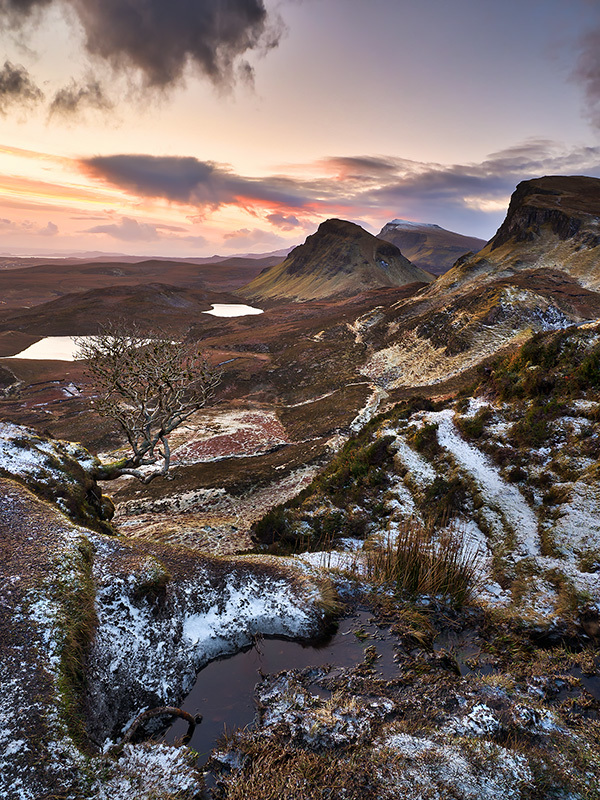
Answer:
[
  {"left": 203, "top": 304, "right": 263, "bottom": 317},
  {"left": 165, "top": 610, "right": 398, "bottom": 762},
  {"left": 8, "top": 335, "right": 95, "bottom": 361}
]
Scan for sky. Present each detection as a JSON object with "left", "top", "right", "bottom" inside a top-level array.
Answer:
[{"left": 0, "top": 0, "right": 600, "bottom": 257}]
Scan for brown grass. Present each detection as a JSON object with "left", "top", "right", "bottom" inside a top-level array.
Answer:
[
  {"left": 211, "top": 739, "right": 380, "bottom": 800},
  {"left": 363, "top": 519, "right": 481, "bottom": 607}
]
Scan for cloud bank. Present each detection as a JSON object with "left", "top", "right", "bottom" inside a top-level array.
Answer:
[{"left": 80, "top": 141, "right": 600, "bottom": 238}]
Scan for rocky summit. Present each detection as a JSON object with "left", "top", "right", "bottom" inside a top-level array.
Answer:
[
  {"left": 377, "top": 219, "right": 486, "bottom": 276},
  {"left": 238, "top": 218, "right": 433, "bottom": 301},
  {"left": 433, "top": 175, "right": 600, "bottom": 295}
]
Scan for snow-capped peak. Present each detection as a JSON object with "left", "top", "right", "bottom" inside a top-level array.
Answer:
[{"left": 386, "top": 219, "right": 442, "bottom": 230}]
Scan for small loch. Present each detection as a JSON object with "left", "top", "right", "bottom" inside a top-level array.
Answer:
[{"left": 202, "top": 304, "right": 263, "bottom": 317}]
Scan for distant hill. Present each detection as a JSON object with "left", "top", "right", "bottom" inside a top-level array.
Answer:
[
  {"left": 238, "top": 218, "right": 433, "bottom": 302},
  {"left": 377, "top": 219, "right": 486, "bottom": 276},
  {"left": 0, "top": 256, "right": 276, "bottom": 309},
  {"left": 0, "top": 283, "right": 239, "bottom": 336}
]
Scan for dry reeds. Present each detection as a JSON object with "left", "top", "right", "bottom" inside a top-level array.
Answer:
[{"left": 363, "top": 518, "right": 481, "bottom": 607}]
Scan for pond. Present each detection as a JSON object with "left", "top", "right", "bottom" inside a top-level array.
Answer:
[
  {"left": 7, "top": 335, "right": 96, "bottom": 361},
  {"left": 202, "top": 304, "right": 263, "bottom": 317},
  {"left": 163, "top": 609, "right": 399, "bottom": 763}
]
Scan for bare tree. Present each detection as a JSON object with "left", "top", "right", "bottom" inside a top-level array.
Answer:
[{"left": 76, "top": 322, "right": 221, "bottom": 483}]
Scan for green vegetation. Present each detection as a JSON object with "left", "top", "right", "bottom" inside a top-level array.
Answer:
[
  {"left": 409, "top": 421, "right": 441, "bottom": 457},
  {"left": 455, "top": 406, "right": 492, "bottom": 440},
  {"left": 476, "top": 327, "right": 600, "bottom": 403},
  {"left": 131, "top": 557, "right": 172, "bottom": 603},
  {"left": 251, "top": 430, "right": 396, "bottom": 553},
  {"left": 54, "top": 537, "right": 98, "bottom": 752}
]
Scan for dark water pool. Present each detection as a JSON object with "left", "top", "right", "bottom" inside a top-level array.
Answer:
[{"left": 163, "top": 609, "right": 399, "bottom": 762}]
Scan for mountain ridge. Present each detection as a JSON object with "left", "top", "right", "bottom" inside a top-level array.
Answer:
[
  {"left": 431, "top": 175, "right": 600, "bottom": 295},
  {"left": 377, "top": 219, "right": 486, "bottom": 275}
]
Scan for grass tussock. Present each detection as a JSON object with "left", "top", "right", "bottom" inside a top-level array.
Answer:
[
  {"left": 363, "top": 519, "right": 480, "bottom": 607},
  {"left": 211, "top": 740, "right": 380, "bottom": 800}
]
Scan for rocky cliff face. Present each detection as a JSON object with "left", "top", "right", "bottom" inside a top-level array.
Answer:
[
  {"left": 344, "top": 177, "right": 600, "bottom": 391},
  {"left": 377, "top": 219, "right": 486, "bottom": 276},
  {"left": 238, "top": 218, "right": 433, "bottom": 301},
  {"left": 432, "top": 176, "right": 600, "bottom": 295}
]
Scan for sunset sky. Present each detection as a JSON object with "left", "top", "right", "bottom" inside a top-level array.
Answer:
[{"left": 1, "top": 0, "right": 600, "bottom": 257}]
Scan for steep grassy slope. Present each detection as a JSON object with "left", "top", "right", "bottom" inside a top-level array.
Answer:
[{"left": 238, "top": 218, "right": 433, "bottom": 301}]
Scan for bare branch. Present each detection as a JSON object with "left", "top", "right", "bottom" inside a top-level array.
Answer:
[{"left": 75, "top": 321, "right": 221, "bottom": 482}]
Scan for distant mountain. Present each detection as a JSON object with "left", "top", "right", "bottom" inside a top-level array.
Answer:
[
  {"left": 238, "top": 218, "right": 433, "bottom": 301},
  {"left": 433, "top": 175, "right": 600, "bottom": 295},
  {"left": 377, "top": 219, "right": 486, "bottom": 276}
]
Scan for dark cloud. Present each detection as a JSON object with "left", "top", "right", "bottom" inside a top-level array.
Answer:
[
  {"left": 82, "top": 154, "right": 312, "bottom": 210},
  {"left": 574, "top": 27, "right": 600, "bottom": 128},
  {"left": 49, "top": 78, "right": 111, "bottom": 116},
  {"left": 0, "top": 0, "right": 282, "bottom": 89},
  {"left": 0, "top": 0, "right": 53, "bottom": 25},
  {"left": 0, "top": 59, "right": 43, "bottom": 112}
]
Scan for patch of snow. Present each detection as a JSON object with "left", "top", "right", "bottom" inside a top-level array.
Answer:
[
  {"left": 451, "top": 703, "right": 503, "bottom": 737},
  {"left": 0, "top": 422, "right": 99, "bottom": 490},
  {"left": 94, "top": 743, "right": 200, "bottom": 799},
  {"left": 349, "top": 387, "right": 388, "bottom": 432},
  {"left": 296, "top": 549, "right": 364, "bottom": 573},
  {"left": 386, "top": 219, "right": 442, "bottom": 230},
  {"left": 545, "top": 481, "right": 600, "bottom": 556},
  {"left": 426, "top": 410, "right": 540, "bottom": 558},
  {"left": 385, "top": 475, "right": 418, "bottom": 519},
  {"left": 380, "top": 731, "right": 532, "bottom": 800},
  {"left": 387, "top": 433, "right": 436, "bottom": 487},
  {"left": 88, "top": 554, "right": 326, "bottom": 746},
  {"left": 347, "top": 307, "right": 385, "bottom": 344}
]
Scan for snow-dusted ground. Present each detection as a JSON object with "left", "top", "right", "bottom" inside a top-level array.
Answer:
[
  {"left": 349, "top": 386, "right": 388, "bottom": 432},
  {"left": 379, "top": 731, "right": 532, "bottom": 800},
  {"left": 88, "top": 545, "right": 326, "bottom": 747},
  {"left": 0, "top": 431, "right": 330, "bottom": 800},
  {"left": 424, "top": 409, "right": 540, "bottom": 559}
]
